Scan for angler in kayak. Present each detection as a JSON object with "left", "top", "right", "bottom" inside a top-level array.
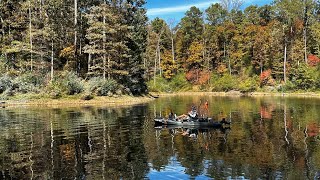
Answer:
[{"left": 154, "top": 102, "right": 231, "bottom": 127}]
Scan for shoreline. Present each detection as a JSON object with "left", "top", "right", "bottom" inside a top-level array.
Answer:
[
  {"left": 0, "top": 95, "right": 155, "bottom": 108},
  {"left": 1, "top": 91, "right": 320, "bottom": 108},
  {"left": 150, "top": 91, "right": 320, "bottom": 98}
]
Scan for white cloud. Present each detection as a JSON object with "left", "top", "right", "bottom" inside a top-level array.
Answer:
[{"left": 147, "top": 1, "right": 217, "bottom": 16}]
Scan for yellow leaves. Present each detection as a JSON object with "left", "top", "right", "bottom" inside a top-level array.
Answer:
[
  {"left": 59, "top": 45, "right": 75, "bottom": 59},
  {"left": 160, "top": 50, "right": 177, "bottom": 80},
  {"left": 186, "top": 41, "right": 203, "bottom": 69}
]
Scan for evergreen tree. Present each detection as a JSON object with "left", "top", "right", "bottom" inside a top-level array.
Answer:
[
  {"left": 123, "top": 0, "right": 148, "bottom": 95},
  {"left": 177, "top": 6, "right": 204, "bottom": 64}
]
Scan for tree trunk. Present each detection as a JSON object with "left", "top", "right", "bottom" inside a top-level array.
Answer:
[
  {"left": 103, "top": 54, "right": 106, "bottom": 80},
  {"left": 153, "top": 50, "right": 157, "bottom": 86},
  {"left": 284, "top": 41, "right": 287, "bottom": 84},
  {"left": 103, "top": 1, "right": 106, "bottom": 80},
  {"left": 171, "top": 35, "right": 175, "bottom": 62},
  {"left": 303, "top": 0, "right": 308, "bottom": 63},
  {"left": 88, "top": 53, "right": 91, "bottom": 73},
  {"left": 228, "top": 56, "right": 231, "bottom": 75},
  {"left": 168, "top": 19, "right": 176, "bottom": 62},
  {"left": 158, "top": 44, "right": 161, "bottom": 76},
  {"left": 304, "top": 28, "right": 307, "bottom": 63},
  {"left": 107, "top": 55, "right": 110, "bottom": 80},
  {"left": 0, "top": 16, "right": 4, "bottom": 37},
  {"left": 304, "top": 27, "right": 308, "bottom": 63},
  {"left": 224, "top": 41, "right": 231, "bottom": 75},
  {"left": 29, "top": 0, "right": 33, "bottom": 71},
  {"left": 260, "top": 60, "right": 263, "bottom": 75},
  {"left": 74, "top": 0, "right": 78, "bottom": 73},
  {"left": 51, "top": 40, "right": 54, "bottom": 81},
  {"left": 157, "top": 24, "right": 165, "bottom": 77}
]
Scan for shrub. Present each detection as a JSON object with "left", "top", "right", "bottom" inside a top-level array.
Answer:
[
  {"left": 147, "top": 73, "right": 192, "bottom": 93},
  {"left": 0, "top": 75, "right": 13, "bottom": 94},
  {"left": 260, "top": 69, "right": 275, "bottom": 86},
  {"left": 14, "top": 73, "right": 44, "bottom": 93},
  {"left": 238, "top": 76, "right": 259, "bottom": 93},
  {"left": 289, "top": 64, "right": 316, "bottom": 90},
  {"left": 170, "top": 73, "right": 192, "bottom": 92},
  {"left": 211, "top": 74, "right": 238, "bottom": 92},
  {"left": 185, "top": 68, "right": 210, "bottom": 85},
  {"left": 47, "top": 72, "right": 84, "bottom": 95},
  {"left": 282, "top": 81, "right": 295, "bottom": 92},
  {"left": 88, "top": 77, "right": 118, "bottom": 96},
  {"left": 147, "top": 76, "right": 170, "bottom": 92}
]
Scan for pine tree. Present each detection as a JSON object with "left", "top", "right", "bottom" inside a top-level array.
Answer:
[
  {"left": 84, "top": 3, "right": 130, "bottom": 80},
  {"left": 177, "top": 6, "right": 204, "bottom": 64},
  {"left": 123, "top": 0, "right": 148, "bottom": 95}
]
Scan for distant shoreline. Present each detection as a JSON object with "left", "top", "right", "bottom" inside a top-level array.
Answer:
[{"left": 150, "top": 91, "right": 320, "bottom": 98}]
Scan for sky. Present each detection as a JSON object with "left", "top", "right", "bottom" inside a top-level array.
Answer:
[{"left": 146, "top": 0, "right": 273, "bottom": 22}]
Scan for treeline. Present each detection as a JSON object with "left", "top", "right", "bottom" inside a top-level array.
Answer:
[
  {"left": 146, "top": 0, "right": 320, "bottom": 93},
  {"left": 0, "top": 0, "right": 147, "bottom": 99},
  {"left": 1, "top": 0, "right": 320, "bottom": 99}
]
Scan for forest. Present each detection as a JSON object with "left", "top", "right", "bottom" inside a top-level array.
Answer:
[{"left": 0, "top": 0, "right": 320, "bottom": 100}]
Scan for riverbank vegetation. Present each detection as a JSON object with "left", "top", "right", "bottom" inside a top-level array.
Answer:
[
  {"left": 146, "top": 0, "right": 320, "bottom": 93},
  {"left": 0, "top": 0, "right": 148, "bottom": 100},
  {"left": 0, "top": 0, "right": 320, "bottom": 101}
]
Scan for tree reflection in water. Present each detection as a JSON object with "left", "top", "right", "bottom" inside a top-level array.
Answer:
[{"left": 0, "top": 96, "right": 319, "bottom": 179}]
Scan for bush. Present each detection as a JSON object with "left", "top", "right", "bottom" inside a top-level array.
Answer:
[
  {"left": 185, "top": 68, "right": 210, "bottom": 85},
  {"left": 47, "top": 72, "right": 84, "bottom": 95},
  {"left": 0, "top": 89, "right": 13, "bottom": 100},
  {"left": 88, "top": 77, "right": 118, "bottom": 96},
  {"left": 238, "top": 76, "right": 259, "bottom": 93},
  {"left": 211, "top": 74, "right": 238, "bottom": 92},
  {"left": 282, "top": 81, "right": 295, "bottom": 92},
  {"left": 14, "top": 73, "right": 44, "bottom": 93},
  {"left": 170, "top": 73, "right": 192, "bottom": 92},
  {"left": 289, "top": 64, "right": 317, "bottom": 90},
  {"left": 147, "top": 73, "right": 192, "bottom": 93},
  {"left": 0, "top": 75, "right": 13, "bottom": 94},
  {"left": 147, "top": 76, "right": 172, "bottom": 92}
]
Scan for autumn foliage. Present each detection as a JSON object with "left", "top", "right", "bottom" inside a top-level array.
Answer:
[
  {"left": 186, "top": 68, "right": 210, "bottom": 85},
  {"left": 307, "top": 54, "right": 320, "bottom": 67},
  {"left": 260, "top": 69, "right": 274, "bottom": 86}
]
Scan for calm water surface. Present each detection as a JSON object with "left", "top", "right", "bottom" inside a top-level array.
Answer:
[{"left": 0, "top": 96, "right": 320, "bottom": 179}]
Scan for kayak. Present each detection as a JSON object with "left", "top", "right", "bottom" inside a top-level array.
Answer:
[{"left": 154, "top": 117, "right": 230, "bottom": 128}]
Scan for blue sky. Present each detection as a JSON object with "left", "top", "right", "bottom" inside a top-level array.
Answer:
[{"left": 146, "top": 0, "right": 273, "bottom": 22}]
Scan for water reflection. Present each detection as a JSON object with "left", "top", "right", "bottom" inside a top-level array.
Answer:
[{"left": 0, "top": 96, "right": 319, "bottom": 179}]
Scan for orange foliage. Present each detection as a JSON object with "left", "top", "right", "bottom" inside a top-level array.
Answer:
[
  {"left": 307, "top": 54, "right": 320, "bottom": 67},
  {"left": 307, "top": 123, "right": 319, "bottom": 137},
  {"left": 260, "top": 69, "right": 274, "bottom": 86},
  {"left": 185, "top": 68, "right": 210, "bottom": 85}
]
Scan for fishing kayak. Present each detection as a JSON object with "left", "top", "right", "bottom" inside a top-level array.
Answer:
[{"left": 154, "top": 117, "right": 230, "bottom": 128}]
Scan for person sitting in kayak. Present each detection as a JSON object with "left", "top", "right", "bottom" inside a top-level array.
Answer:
[
  {"left": 188, "top": 106, "right": 198, "bottom": 119},
  {"left": 176, "top": 106, "right": 198, "bottom": 121}
]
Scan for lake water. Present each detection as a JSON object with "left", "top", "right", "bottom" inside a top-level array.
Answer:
[{"left": 0, "top": 96, "right": 320, "bottom": 179}]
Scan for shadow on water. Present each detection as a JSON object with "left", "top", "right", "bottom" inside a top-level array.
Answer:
[{"left": 0, "top": 96, "right": 320, "bottom": 179}]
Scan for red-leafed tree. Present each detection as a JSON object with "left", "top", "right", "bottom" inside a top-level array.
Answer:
[
  {"left": 260, "top": 69, "right": 275, "bottom": 86},
  {"left": 186, "top": 68, "right": 210, "bottom": 85},
  {"left": 307, "top": 54, "right": 320, "bottom": 67}
]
